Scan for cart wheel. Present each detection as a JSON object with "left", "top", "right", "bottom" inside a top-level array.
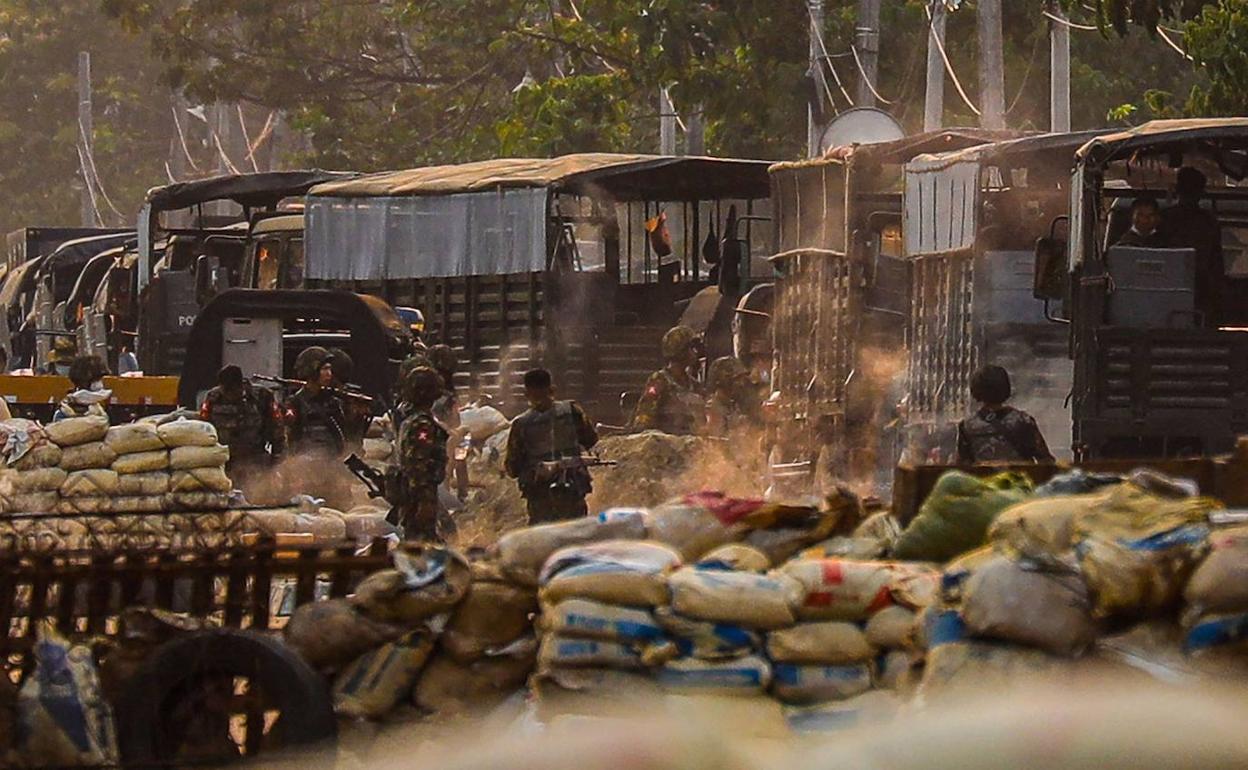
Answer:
[{"left": 116, "top": 628, "right": 336, "bottom": 767}]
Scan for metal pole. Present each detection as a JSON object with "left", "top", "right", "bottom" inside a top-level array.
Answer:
[
  {"left": 1049, "top": 3, "right": 1071, "bottom": 132},
  {"left": 808, "top": 0, "right": 826, "bottom": 158},
  {"left": 77, "top": 51, "right": 94, "bottom": 226},
  {"left": 856, "top": 0, "right": 881, "bottom": 108},
  {"left": 686, "top": 104, "right": 706, "bottom": 156},
  {"left": 659, "top": 88, "right": 677, "bottom": 155},
  {"left": 924, "top": 1, "right": 946, "bottom": 132},
  {"left": 977, "top": 0, "right": 1006, "bottom": 129}
]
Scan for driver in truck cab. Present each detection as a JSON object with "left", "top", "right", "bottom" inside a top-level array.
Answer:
[{"left": 956, "top": 365, "right": 1054, "bottom": 465}]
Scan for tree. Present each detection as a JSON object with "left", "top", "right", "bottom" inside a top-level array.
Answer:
[
  {"left": 1177, "top": 1, "right": 1248, "bottom": 116},
  {"left": 1069, "top": 1, "right": 1213, "bottom": 33}
]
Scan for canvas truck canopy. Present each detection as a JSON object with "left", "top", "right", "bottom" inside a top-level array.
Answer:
[
  {"left": 1075, "top": 118, "right": 1248, "bottom": 170},
  {"left": 145, "top": 170, "right": 353, "bottom": 213},
  {"left": 304, "top": 154, "right": 771, "bottom": 282}
]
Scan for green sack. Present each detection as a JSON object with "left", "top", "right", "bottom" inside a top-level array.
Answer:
[{"left": 892, "top": 471, "right": 1033, "bottom": 563}]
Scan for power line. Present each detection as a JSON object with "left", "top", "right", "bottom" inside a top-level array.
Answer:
[
  {"left": 850, "top": 45, "right": 895, "bottom": 105},
  {"left": 1156, "top": 25, "right": 1193, "bottom": 61},
  {"left": 1042, "top": 10, "right": 1098, "bottom": 31},
  {"left": 806, "top": 3, "right": 854, "bottom": 110},
  {"left": 925, "top": 1, "right": 981, "bottom": 116}
]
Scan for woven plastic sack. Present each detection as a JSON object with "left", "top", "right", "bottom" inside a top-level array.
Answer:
[
  {"left": 156, "top": 418, "right": 218, "bottom": 448},
  {"left": 785, "top": 690, "right": 902, "bottom": 734},
  {"left": 656, "top": 655, "right": 772, "bottom": 696},
  {"left": 333, "top": 630, "right": 436, "bottom": 719},
  {"left": 1186, "top": 526, "right": 1248, "bottom": 616},
  {"left": 781, "top": 559, "right": 897, "bottom": 622},
  {"left": 9, "top": 492, "right": 59, "bottom": 513},
  {"left": 104, "top": 422, "right": 165, "bottom": 455},
  {"left": 352, "top": 548, "right": 472, "bottom": 626},
  {"left": 892, "top": 471, "right": 1034, "bottom": 563},
  {"left": 668, "top": 566, "right": 802, "bottom": 629},
  {"left": 537, "top": 635, "right": 646, "bottom": 670},
  {"left": 61, "top": 469, "right": 120, "bottom": 498},
  {"left": 539, "top": 540, "right": 681, "bottom": 607},
  {"left": 496, "top": 509, "right": 647, "bottom": 586},
  {"left": 643, "top": 501, "right": 741, "bottom": 560},
  {"left": 44, "top": 415, "right": 109, "bottom": 448},
  {"left": 414, "top": 639, "right": 536, "bottom": 716},
  {"left": 14, "top": 467, "right": 67, "bottom": 492},
  {"left": 58, "top": 497, "right": 114, "bottom": 515},
  {"left": 112, "top": 450, "right": 169, "bottom": 474},
  {"left": 168, "top": 444, "right": 230, "bottom": 470},
  {"left": 442, "top": 580, "right": 538, "bottom": 662},
  {"left": 117, "top": 471, "right": 170, "bottom": 497},
  {"left": 113, "top": 496, "right": 167, "bottom": 513},
  {"left": 653, "top": 607, "right": 760, "bottom": 660},
  {"left": 962, "top": 555, "right": 1099, "bottom": 656},
  {"left": 766, "top": 622, "right": 876, "bottom": 665},
  {"left": 1184, "top": 613, "right": 1248, "bottom": 655},
  {"left": 283, "top": 598, "right": 406, "bottom": 671},
  {"left": 917, "top": 639, "right": 1070, "bottom": 704},
  {"left": 166, "top": 492, "right": 230, "bottom": 510},
  {"left": 1033, "top": 469, "right": 1122, "bottom": 497},
  {"left": 988, "top": 492, "right": 1112, "bottom": 564},
  {"left": 170, "top": 467, "right": 233, "bottom": 493},
  {"left": 770, "top": 663, "right": 873, "bottom": 705},
  {"left": 11, "top": 443, "right": 62, "bottom": 471},
  {"left": 60, "top": 441, "right": 117, "bottom": 472},
  {"left": 539, "top": 599, "right": 665, "bottom": 644},
  {"left": 697, "top": 543, "right": 770, "bottom": 572},
  {"left": 865, "top": 606, "right": 918, "bottom": 650}
]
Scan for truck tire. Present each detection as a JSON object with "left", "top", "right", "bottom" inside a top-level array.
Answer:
[{"left": 116, "top": 628, "right": 337, "bottom": 767}]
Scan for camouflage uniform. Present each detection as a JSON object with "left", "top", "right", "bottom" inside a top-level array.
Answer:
[
  {"left": 506, "top": 401, "right": 599, "bottom": 524},
  {"left": 632, "top": 369, "right": 705, "bottom": 435},
  {"left": 705, "top": 356, "right": 759, "bottom": 438},
  {"left": 956, "top": 406, "right": 1054, "bottom": 464},
  {"left": 284, "top": 386, "right": 352, "bottom": 508},
  {"left": 396, "top": 411, "right": 449, "bottom": 540},
  {"left": 200, "top": 383, "right": 282, "bottom": 471}
]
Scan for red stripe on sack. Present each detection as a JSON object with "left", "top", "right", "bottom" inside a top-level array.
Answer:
[
  {"left": 867, "top": 586, "right": 893, "bottom": 614},
  {"left": 805, "top": 591, "right": 833, "bottom": 607},
  {"left": 821, "top": 561, "right": 845, "bottom": 586}
]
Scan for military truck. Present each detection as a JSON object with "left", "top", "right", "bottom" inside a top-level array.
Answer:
[{"left": 1036, "top": 119, "right": 1248, "bottom": 458}]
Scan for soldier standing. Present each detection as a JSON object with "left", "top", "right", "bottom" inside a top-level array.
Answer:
[
  {"left": 200, "top": 365, "right": 282, "bottom": 487},
  {"left": 284, "top": 347, "right": 352, "bottom": 506},
  {"left": 506, "top": 369, "right": 600, "bottom": 524},
  {"left": 956, "top": 365, "right": 1055, "bottom": 464},
  {"left": 427, "top": 344, "right": 469, "bottom": 500},
  {"left": 631, "top": 325, "right": 705, "bottom": 435},
  {"left": 325, "top": 348, "right": 371, "bottom": 450},
  {"left": 705, "top": 356, "right": 760, "bottom": 438},
  {"left": 395, "top": 367, "right": 449, "bottom": 541}
]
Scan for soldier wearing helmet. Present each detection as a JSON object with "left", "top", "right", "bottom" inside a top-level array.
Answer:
[
  {"left": 706, "top": 356, "right": 759, "bottom": 438},
  {"left": 284, "top": 346, "right": 348, "bottom": 459},
  {"left": 426, "top": 343, "right": 468, "bottom": 499},
  {"left": 200, "top": 364, "right": 283, "bottom": 487},
  {"left": 395, "top": 366, "right": 449, "bottom": 541},
  {"left": 631, "top": 325, "right": 706, "bottom": 435},
  {"left": 325, "top": 347, "right": 371, "bottom": 449}
]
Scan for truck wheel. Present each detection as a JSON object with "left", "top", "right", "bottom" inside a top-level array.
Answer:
[{"left": 116, "top": 628, "right": 337, "bottom": 767}]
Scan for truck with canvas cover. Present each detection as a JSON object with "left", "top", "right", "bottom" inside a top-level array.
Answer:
[
  {"left": 303, "top": 154, "right": 772, "bottom": 421},
  {"left": 5, "top": 226, "right": 130, "bottom": 271},
  {"left": 766, "top": 130, "right": 1013, "bottom": 492},
  {"left": 1036, "top": 119, "right": 1248, "bottom": 458},
  {"left": 900, "top": 130, "right": 1110, "bottom": 463}
]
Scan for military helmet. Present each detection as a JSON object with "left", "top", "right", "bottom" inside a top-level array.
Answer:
[
  {"left": 428, "top": 344, "right": 458, "bottom": 374},
  {"left": 661, "top": 325, "right": 699, "bottom": 360},
  {"left": 326, "top": 347, "right": 354, "bottom": 384},
  {"left": 708, "top": 356, "right": 749, "bottom": 391},
  {"left": 402, "top": 366, "right": 444, "bottom": 405},
  {"left": 293, "top": 346, "right": 329, "bottom": 381}
]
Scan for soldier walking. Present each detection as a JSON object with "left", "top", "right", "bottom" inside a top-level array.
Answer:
[
  {"left": 395, "top": 367, "right": 449, "bottom": 541},
  {"left": 200, "top": 365, "right": 282, "bottom": 488},
  {"left": 506, "top": 369, "right": 599, "bottom": 524},
  {"left": 956, "top": 365, "right": 1054, "bottom": 464},
  {"left": 631, "top": 325, "right": 706, "bottom": 435}
]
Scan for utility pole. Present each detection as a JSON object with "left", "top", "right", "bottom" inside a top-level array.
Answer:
[
  {"left": 978, "top": 0, "right": 1006, "bottom": 130},
  {"left": 659, "top": 88, "right": 677, "bottom": 155},
  {"left": 856, "top": 0, "right": 881, "bottom": 108},
  {"left": 77, "top": 51, "right": 95, "bottom": 227},
  {"left": 808, "top": 0, "right": 827, "bottom": 157},
  {"left": 924, "top": 0, "right": 946, "bottom": 132},
  {"left": 1049, "top": 3, "right": 1071, "bottom": 132},
  {"left": 686, "top": 105, "right": 706, "bottom": 156}
]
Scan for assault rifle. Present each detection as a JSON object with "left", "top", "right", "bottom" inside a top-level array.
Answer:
[
  {"left": 253, "top": 374, "right": 375, "bottom": 405},
  {"left": 535, "top": 456, "right": 617, "bottom": 493},
  {"left": 344, "top": 453, "right": 401, "bottom": 525}
]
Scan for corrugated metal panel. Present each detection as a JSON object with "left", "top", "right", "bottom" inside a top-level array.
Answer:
[
  {"left": 907, "top": 254, "right": 977, "bottom": 419},
  {"left": 903, "top": 161, "right": 979, "bottom": 256},
  {"left": 772, "top": 249, "right": 853, "bottom": 420}
]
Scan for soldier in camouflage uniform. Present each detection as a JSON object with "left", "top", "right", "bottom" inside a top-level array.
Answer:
[
  {"left": 631, "top": 325, "right": 706, "bottom": 435},
  {"left": 506, "top": 369, "right": 599, "bottom": 524},
  {"left": 200, "top": 365, "right": 282, "bottom": 486},
  {"left": 956, "top": 365, "right": 1054, "bottom": 464},
  {"left": 395, "top": 367, "right": 449, "bottom": 541},
  {"left": 705, "top": 356, "right": 761, "bottom": 438},
  {"left": 283, "top": 347, "right": 352, "bottom": 507}
]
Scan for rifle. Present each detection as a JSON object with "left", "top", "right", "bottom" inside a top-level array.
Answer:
[
  {"left": 535, "top": 456, "right": 617, "bottom": 493},
  {"left": 344, "top": 454, "right": 402, "bottom": 526},
  {"left": 253, "top": 374, "right": 375, "bottom": 405},
  {"left": 595, "top": 423, "right": 634, "bottom": 437}
]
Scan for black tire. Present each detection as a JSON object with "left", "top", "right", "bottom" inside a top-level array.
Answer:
[{"left": 116, "top": 628, "right": 337, "bottom": 768}]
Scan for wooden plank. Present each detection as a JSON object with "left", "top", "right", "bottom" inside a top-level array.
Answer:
[
  {"left": 26, "top": 559, "right": 50, "bottom": 641},
  {"left": 86, "top": 556, "right": 113, "bottom": 635},
  {"left": 293, "top": 550, "right": 320, "bottom": 608},
  {"left": 251, "top": 547, "right": 274, "bottom": 630},
  {"left": 223, "top": 552, "right": 249, "bottom": 628}
]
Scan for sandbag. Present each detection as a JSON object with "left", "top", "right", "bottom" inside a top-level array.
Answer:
[
  {"left": 352, "top": 548, "right": 472, "bottom": 626},
  {"left": 539, "top": 599, "right": 665, "bottom": 645},
  {"left": 667, "top": 567, "right": 802, "bottom": 629},
  {"left": 1185, "top": 526, "right": 1248, "bottom": 616},
  {"left": 168, "top": 444, "right": 230, "bottom": 470},
  {"left": 11, "top": 443, "right": 62, "bottom": 471},
  {"left": 539, "top": 540, "right": 681, "bottom": 607},
  {"left": 766, "top": 622, "right": 876, "bottom": 665},
  {"left": 771, "top": 663, "right": 873, "bottom": 705},
  {"left": 59, "top": 440, "right": 116, "bottom": 472},
  {"left": 283, "top": 598, "right": 406, "bottom": 671},
  {"left": 877, "top": 650, "right": 916, "bottom": 693},
  {"left": 165, "top": 492, "right": 230, "bottom": 510},
  {"left": 1034, "top": 469, "right": 1122, "bottom": 497},
  {"left": 441, "top": 580, "right": 538, "bottom": 662},
  {"left": 104, "top": 422, "right": 164, "bottom": 455},
  {"left": 785, "top": 690, "right": 902, "bottom": 734},
  {"left": 643, "top": 502, "right": 740, "bottom": 560},
  {"left": 44, "top": 415, "right": 109, "bottom": 448},
  {"left": 342, "top": 512, "right": 400, "bottom": 543},
  {"left": 112, "top": 496, "right": 167, "bottom": 514},
  {"left": 801, "top": 536, "right": 889, "bottom": 562},
  {"left": 656, "top": 655, "right": 772, "bottom": 696},
  {"left": 9, "top": 492, "right": 59, "bottom": 513},
  {"left": 917, "top": 639, "right": 1071, "bottom": 703},
  {"left": 962, "top": 556, "right": 1099, "bottom": 656},
  {"left": 333, "top": 631, "right": 436, "bottom": 719},
  {"left": 116, "top": 471, "right": 170, "bottom": 497},
  {"left": 156, "top": 418, "right": 218, "bottom": 448},
  {"left": 653, "top": 607, "right": 760, "bottom": 660},
  {"left": 865, "top": 606, "right": 918, "bottom": 650},
  {"left": 892, "top": 471, "right": 1033, "bottom": 562},
  {"left": 460, "top": 405, "right": 509, "bottom": 441},
  {"left": 170, "top": 467, "right": 233, "bottom": 493},
  {"left": 782, "top": 559, "right": 897, "bottom": 622},
  {"left": 1184, "top": 613, "right": 1248, "bottom": 655},
  {"left": 111, "top": 450, "right": 169, "bottom": 474},
  {"left": 531, "top": 667, "right": 661, "bottom": 715},
  {"left": 16, "top": 623, "right": 118, "bottom": 767},
  {"left": 495, "top": 509, "right": 648, "bottom": 586},
  {"left": 57, "top": 497, "right": 114, "bottom": 516},
  {"left": 14, "top": 467, "right": 67, "bottom": 492},
  {"left": 988, "top": 492, "right": 1110, "bottom": 564},
  {"left": 362, "top": 438, "right": 393, "bottom": 462},
  {"left": 940, "top": 546, "right": 997, "bottom": 605},
  {"left": 61, "top": 469, "right": 120, "bottom": 498},
  {"left": 537, "top": 634, "right": 647, "bottom": 670},
  {"left": 413, "top": 642, "right": 536, "bottom": 715},
  {"left": 697, "top": 543, "right": 770, "bottom": 572}
]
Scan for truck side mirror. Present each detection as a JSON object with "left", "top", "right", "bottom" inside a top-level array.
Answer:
[
  {"left": 1033, "top": 236, "right": 1067, "bottom": 300},
  {"left": 194, "top": 255, "right": 218, "bottom": 306}
]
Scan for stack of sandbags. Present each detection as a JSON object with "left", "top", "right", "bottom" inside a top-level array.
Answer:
[
  {"left": 493, "top": 508, "right": 648, "bottom": 586},
  {"left": 414, "top": 561, "right": 538, "bottom": 717},
  {"left": 105, "top": 422, "right": 169, "bottom": 514},
  {"left": 4, "top": 428, "right": 64, "bottom": 515},
  {"left": 1183, "top": 525, "right": 1248, "bottom": 661},
  {"left": 45, "top": 414, "right": 112, "bottom": 515},
  {"left": 533, "top": 540, "right": 681, "bottom": 715},
  {"left": 891, "top": 471, "right": 1033, "bottom": 563},
  {"left": 159, "top": 418, "right": 233, "bottom": 510}
]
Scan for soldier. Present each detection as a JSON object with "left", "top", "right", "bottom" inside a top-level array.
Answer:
[
  {"left": 283, "top": 347, "right": 347, "bottom": 458},
  {"left": 325, "top": 347, "right": 372, "bottom": 450},
  {"left": 956, "top": 365, "right": 1054, "bottom": 464},
  {"left": 395, "top": 367, "right": 449, "bottom": 541},
  {"left": 705, "top": 356, "right": 760, "bottom": 438},
  {"left": 427, "top": 344, "right": 468, "bottom": 500},
  {"left": 631, "top": 325, "right": 705, "bottom": 435},
  {"left": 199, "top": 365, "right": 282, "bottom": 485},
  {"left": 506, "top": 368, "right": 600, "bottom": 524}
]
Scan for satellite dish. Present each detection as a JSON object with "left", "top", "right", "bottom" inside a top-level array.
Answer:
[{"left": 819, "top": 108, "right": 906, "bottom": 155}]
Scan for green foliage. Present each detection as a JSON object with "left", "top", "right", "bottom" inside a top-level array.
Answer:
[{"left": 1183, "top": 1, "right": 1248, "bottom": 116}]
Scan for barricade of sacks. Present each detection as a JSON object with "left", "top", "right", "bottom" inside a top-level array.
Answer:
[{"left": 0, "top": 413, "right": 235, "bottom": 517}]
